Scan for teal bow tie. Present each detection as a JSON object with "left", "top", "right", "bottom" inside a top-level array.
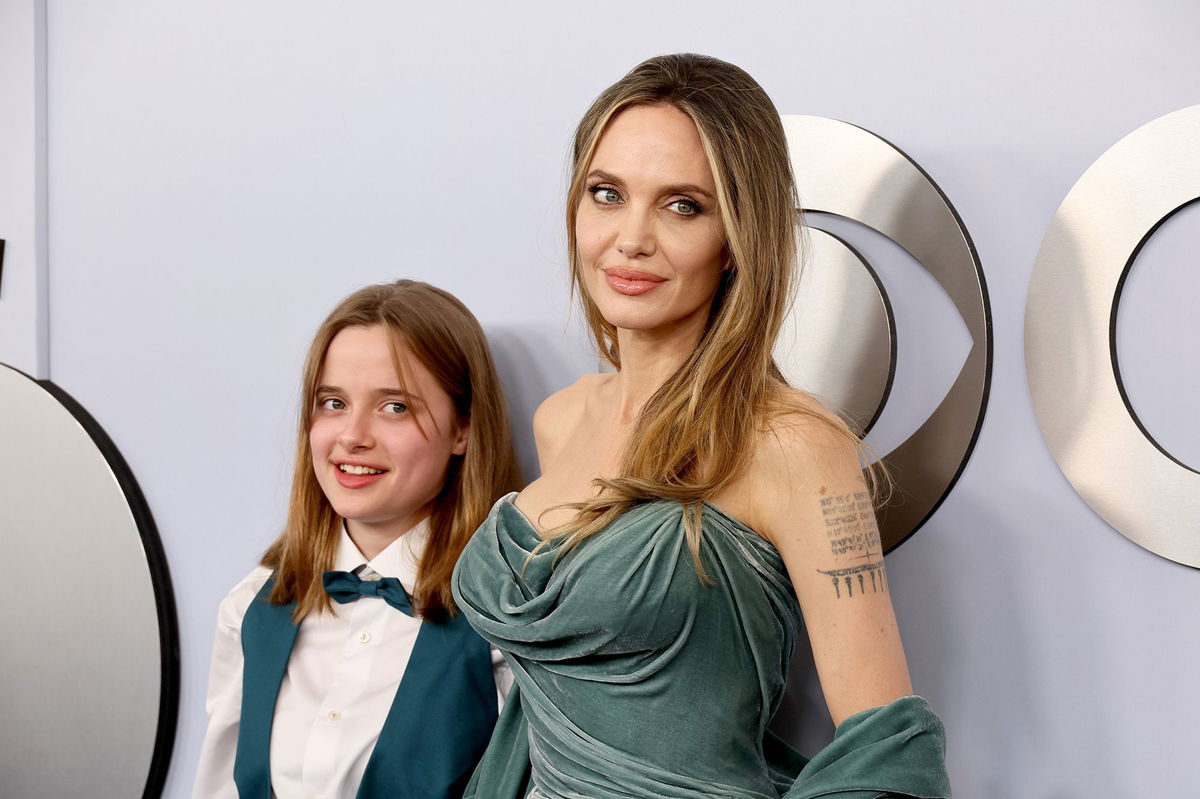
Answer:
[{"left": 322, "top": 570, "right": 413, "bottom": 616}]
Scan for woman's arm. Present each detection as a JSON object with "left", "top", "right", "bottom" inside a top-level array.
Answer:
[
  {"left": 192, "top": 568, "right": 269, "bottom": 799},
  {"left": 749, "top": 409, "right": 912, "bottom": 726}
]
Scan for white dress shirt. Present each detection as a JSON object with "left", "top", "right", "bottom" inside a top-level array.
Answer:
[{"left": 193, "top": 519, "right": 512, "bottom": 799}]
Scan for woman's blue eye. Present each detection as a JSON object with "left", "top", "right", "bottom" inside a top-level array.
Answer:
[
  {"left": 383, "top": 402, "right": 408, "bottom": 415},
  {"left": 590, "top": 186, "right": 621, "bottom": 205},
  {"left": 319, "top": 398, "right": 345, "bottom": 411},
  {"left": 668, "top": 199, "right": 699, "bottom": 216}
]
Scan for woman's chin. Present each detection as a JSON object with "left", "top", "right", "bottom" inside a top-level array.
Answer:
[
  {"left": 591, "top": 294, "right": 666, "bottom": 330},
  {"left": 601, "top": 306, "right": 711, "bottom": 342}
]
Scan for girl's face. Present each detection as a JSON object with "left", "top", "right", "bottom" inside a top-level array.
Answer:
[
  {"left": 575, "top": 103, "right": 727, "bottom": 337},
  {"left": 309, "top": 324, "right": 467, "bottom": 541}
]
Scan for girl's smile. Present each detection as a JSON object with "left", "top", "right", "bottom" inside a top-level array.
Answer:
[{"left": 332, "top": 459, "right": 388, "bottom": 488}]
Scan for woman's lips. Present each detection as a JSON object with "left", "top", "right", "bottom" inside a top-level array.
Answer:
[
  {"left": 604, "top": 267, "right": 665, "bottom": 296},
  {"left": 333, "top": 463, "right": 388, "bottom": 489}
]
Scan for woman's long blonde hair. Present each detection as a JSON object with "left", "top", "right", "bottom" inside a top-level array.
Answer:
[
  {"left": 556, "top": 53, "right": 857, "bottom": 565},
  {"left": 263, "top": 280, "right": 521, "bottom": 621}
]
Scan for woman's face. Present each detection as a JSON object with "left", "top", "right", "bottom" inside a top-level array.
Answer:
[
  {"left": 575, "top": 103, "right": 727, "bottom": 337},
  {"left": 309, "top": 324, "right": 467, "bottom": 540}
]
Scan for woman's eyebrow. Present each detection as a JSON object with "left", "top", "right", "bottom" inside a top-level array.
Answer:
[
  {"left": 661, "top": 183, "right": 714, "bottom": 200},
  {"left": 586, "top": 169, "right": 624, "bottom": 186},
  {"left": 587, "top": 169, "right": 714, "bottom": 200},
  {"left": 313, "top": 385, "right": 423, "bottom": 402},
  {"left": 372, "top": 387, "right": 422, "bottom": 402}
]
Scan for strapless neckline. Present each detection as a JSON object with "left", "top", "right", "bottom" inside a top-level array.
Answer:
[{"left": 502, "top": 490, "right": 768, "bottom": 543}]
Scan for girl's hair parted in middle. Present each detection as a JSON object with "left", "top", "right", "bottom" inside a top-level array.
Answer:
[{"left": 262, "top": 279, "right": 522, "bottom": 620}]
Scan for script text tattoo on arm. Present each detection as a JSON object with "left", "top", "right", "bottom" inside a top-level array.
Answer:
[{"left": 815, "top": 490, "right": 887, "bottom": 599}]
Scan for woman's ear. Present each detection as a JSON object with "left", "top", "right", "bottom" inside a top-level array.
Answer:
[{"left": 451, "top": 418, "right": 470, "bottom": 456}]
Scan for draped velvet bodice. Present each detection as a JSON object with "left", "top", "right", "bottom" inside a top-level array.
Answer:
[{"left": 452, "top": 494, "right": 949, "bottom": 799}]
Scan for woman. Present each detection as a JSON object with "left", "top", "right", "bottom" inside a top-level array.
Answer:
[
  {"left": 195, "top": 280, "right": 522, "bottom": 799},
  {"left": 453, "top": 55, "right": 949, "bottom": 798}
]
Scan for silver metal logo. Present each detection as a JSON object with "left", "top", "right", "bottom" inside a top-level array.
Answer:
[
  {"left": 1025, "top": 105, "right": 1200, "bottom": 568},
  {"left": 779, "top": 116, "right": 993, "bottom": 551}
]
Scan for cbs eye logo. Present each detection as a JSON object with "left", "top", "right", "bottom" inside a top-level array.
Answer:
[{"left": 779, "top": 107, "right": 1200, "bottom": 569}]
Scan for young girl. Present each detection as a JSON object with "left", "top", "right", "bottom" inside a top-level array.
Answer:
[{"left": 195, "top": 280, "right": 521, "bottom": 799}]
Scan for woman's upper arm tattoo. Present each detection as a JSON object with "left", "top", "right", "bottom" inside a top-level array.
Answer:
[{"left": 814, "top": 489, "right": 887, "bottom": 599}]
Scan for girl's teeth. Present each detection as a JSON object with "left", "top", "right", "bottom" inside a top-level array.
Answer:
[{"left": 339, "top": 464, "right": 382, "bottom": 475}]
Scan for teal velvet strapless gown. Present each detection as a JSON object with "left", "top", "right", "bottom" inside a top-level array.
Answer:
[{"left": 452, "top": 494, "right": 949, "bottom": 799}]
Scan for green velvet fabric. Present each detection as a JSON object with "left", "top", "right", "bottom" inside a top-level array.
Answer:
[{"left": 453, "top": 494, "right": 949, "bottom": 799}]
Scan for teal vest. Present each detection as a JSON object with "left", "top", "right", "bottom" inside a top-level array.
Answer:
[{"left": 233, "top": 578, "right": 498, "bottom": 799}]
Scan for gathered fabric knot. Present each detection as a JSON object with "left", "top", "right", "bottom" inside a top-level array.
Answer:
[{"left": 322, "top": 570, "right": 413, "bottom": 616}]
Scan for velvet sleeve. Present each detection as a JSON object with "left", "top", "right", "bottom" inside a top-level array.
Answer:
[{"left": 776, "top": 696, "right": 950, "bottom": 799}]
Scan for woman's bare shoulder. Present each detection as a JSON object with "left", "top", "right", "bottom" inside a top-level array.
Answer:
[
  {"left": 715, "top": 388, "right": 859, "bottom": 525},
  {"left": 758, "top": 388, "right": 857, "bottom": 464},
  {"left": 534, "top": 373, "right": 608, "bottom": 426},
  {"left": 532, "top": 373, "right": 612, "bottom": 467},
  {"left": 726, "top": 389, "right": 863, "bottom": 533}
]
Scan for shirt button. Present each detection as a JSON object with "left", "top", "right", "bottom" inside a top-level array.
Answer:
[
  {"left": 363, "top": 573, "right": 381, "bottom": 581},
  {"left": 358, "top": 630, "right": 372, "bottom": 644},
  {"left": 328, "top": 710, "right": 341, "bottom": 722}
]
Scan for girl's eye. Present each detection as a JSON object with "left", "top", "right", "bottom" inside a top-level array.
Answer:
[
  {"left": 319, "top": 398, "right": 345, "bottom": 411},
  {"left": 383, "top": 402, "right": 408, "bottom": 415},
  {"left": 589, "top": 186, "right": 622, "bottom": 205},
  {"left": 668, "top": 199, "right": 700, "bottom": 216}
]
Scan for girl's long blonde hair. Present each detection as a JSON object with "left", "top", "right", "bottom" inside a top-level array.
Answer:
[
  {"left": 263, "top": 280, "right": 521, "bottom": 621},
  {"left": 556, "top": 53, "right": 860, "bottom": 566}
]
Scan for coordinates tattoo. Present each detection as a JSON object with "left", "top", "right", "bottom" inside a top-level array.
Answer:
[{"left": 815, "top": 489, "right": 887, "bottom": 599}]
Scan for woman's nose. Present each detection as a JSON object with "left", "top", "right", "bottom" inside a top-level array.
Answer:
[
  {"left": 615, "top": 209, "right": 656, "bottom": 258},
  {"left": 337, "top": 410, "right": 374, "bottom": 450}
]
